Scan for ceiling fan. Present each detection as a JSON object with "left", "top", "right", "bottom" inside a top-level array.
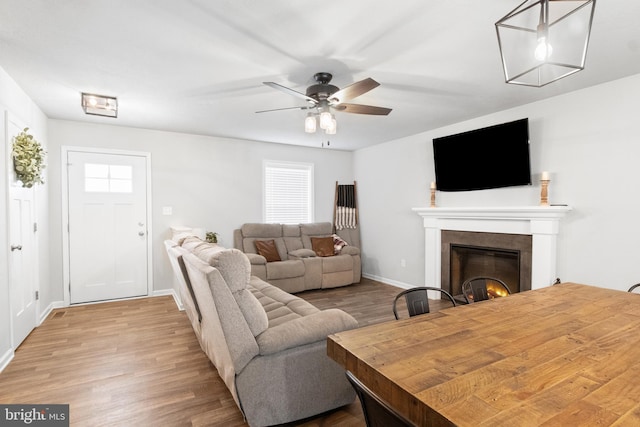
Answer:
[{"left": 257, "top": 72, "right": 392, "bottom": 134}]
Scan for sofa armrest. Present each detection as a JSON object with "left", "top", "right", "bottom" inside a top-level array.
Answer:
[
  {"left": 245, "top": 253, "right": 266, "bottom": 265},
  {"left": 288, "top": 248, "right": 317, "bottom": 260},
  {"left": 256, "top": 309, "right": 358, "bottom": 355},
  {"left": 340, "top": 246, "right": 360, "bottom": 256}
]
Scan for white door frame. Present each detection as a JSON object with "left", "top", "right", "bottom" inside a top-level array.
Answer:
[{"left": 61, "top": 146, "right": 153, "bottom": 306}]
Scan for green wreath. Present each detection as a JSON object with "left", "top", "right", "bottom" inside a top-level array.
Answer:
[{"left": 12, "top": 127, "right": 46, "bottom": 188}]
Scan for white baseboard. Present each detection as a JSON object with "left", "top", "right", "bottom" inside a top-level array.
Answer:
[
  {"left": 0, "top": 348, "right": 14, "bottom": 374},
  {"left": 39, "top": 300, "right": 65, "bottom": 325},
  {"left": 362, "top": 273, "right": 414, "bottom": 290},
  {"left": 153, "top": 288, "right": 183, "bottom": 311}
]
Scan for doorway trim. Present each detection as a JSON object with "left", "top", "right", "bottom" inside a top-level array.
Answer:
[{"left": 61, "top": 146, "right": 153, "bottom": 306}]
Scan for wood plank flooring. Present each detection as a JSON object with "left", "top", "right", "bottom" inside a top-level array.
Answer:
[{"left": 0, "top": 278, "right": 451, "bottom": 426}]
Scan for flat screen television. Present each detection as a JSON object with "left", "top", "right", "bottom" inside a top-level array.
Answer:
[{"left": 433, "top": 118, "right": 531, "bottom": 192}]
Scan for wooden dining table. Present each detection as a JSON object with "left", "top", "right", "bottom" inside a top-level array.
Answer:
[{"left": 327, "top": 283, "right": 640, "bottom": 426}]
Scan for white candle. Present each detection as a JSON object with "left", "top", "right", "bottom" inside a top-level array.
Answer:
[
  {"left": 430, "top": 181, "right": 436, "bottom": 189},
  {"left": 541, "top": 171, "right": 550, "bottom": 181}
]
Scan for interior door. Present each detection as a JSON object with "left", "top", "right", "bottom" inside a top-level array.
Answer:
[
  {"left": 8, "top": 179, "right": 37, "bottom": 347},
  {"left": 67, "top": 151, "right": 149, "bottom": 304},
  {"left": 6, "top": 112, "right": 38, "bottom": 348}
]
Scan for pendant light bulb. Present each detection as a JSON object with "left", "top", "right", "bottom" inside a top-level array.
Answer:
[
  {"left": 534, "top": 2, "right": 552, "bottom": 61},
  {"left": 325, "top": 117, "right": 337, "bottom": 135},
  {"left": 319, "top": 111, "right": 332, "bottom": 130},
  {"left": 304, "top": 114, "right": 317, "bottom": 133},
  {"left": 534, "top": 34, "right": 553, "bottom": 61}
]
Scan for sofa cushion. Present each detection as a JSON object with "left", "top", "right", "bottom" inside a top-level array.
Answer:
[
  {"left": 254, "top": 239, "right": 281, "bottom": 262},
  {"left": 204, "top": 249, "right": 252, "bottom": 293},
  {"left": 340, "top": 245, "right": 360, "bottom": 256},
  {"left": 300, "top": 222, "right": 333, "bottom": 236},
  {"left": 242, "top": 223, "right": 282, "bottom": 238},
  {"left": 181, "top": 236, "right": 208, "bottom": 251},
  {"left": 234, "top": 288, "right": 269, "bottom": 337},
  {"left": 311, "top": 236, "right": 335, "bottom": 257},
  {"left": 322, "top": 254, "right": 353, "bottom": 273},
  {"left": 256, "top": 309, "right": 359, "bottom": 355},
  {"left": 266, "top": 260, "right": 305, "bottom": 280},
  {"left": 284, "top": 236, "right": 304, "bottom": 253},
  {"left": 300, "top": 222, "right": 333, "bottom": 249},
  {"left": 192, "top": 241, "right": 227, "bottom": 262},
  {"left": 337, "top": 227, "right": 361, "bottom": 250},
  {"left": 288, "top": 248, "right": 316, "bottom": 259},
  {"left": 282, "top": 224, "right": 301, "bottom": 237},
  {"left": 182, "top": 253, "right": 258, "bottom": 382},
  {"left": 249, "top": 276, "right": 320, "bottom": 327}
]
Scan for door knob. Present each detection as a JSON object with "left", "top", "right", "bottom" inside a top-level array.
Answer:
[{"left": 11, "top": 245, "right": 23, "bottom": 251}]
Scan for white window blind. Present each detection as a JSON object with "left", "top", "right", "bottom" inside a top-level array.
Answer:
[{"left": 264, "top": 161, "right": 313, "bottom": 224}]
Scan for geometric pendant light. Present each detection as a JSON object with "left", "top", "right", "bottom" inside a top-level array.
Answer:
[{"left": 495, "top": 0, "right": 596, "bottom": 87}]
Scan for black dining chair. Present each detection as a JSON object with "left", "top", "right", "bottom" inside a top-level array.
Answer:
[
  {"left": 346, "top": 370, "right": 415, "bottom": 427},
  {"left": 628, "top": 283, "right": 640, "bottom": 293},
  {"left": 392, "top": 286, "right": 456, "bottom": 320},
  {"left": 462, "top": 277, "right": 511, "bottom": 304}
]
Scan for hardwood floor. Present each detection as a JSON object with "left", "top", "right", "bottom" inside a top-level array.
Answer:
[{"left": 0, "top": 278, "right": 451, "bottom": 426}]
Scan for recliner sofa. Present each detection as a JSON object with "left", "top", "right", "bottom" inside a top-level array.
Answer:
[
  {"left": 233, "top": 222, "right": 361, "bottom": 294},
  {"left": 165, "top": 236, "right": 358, "bottom": 426}
]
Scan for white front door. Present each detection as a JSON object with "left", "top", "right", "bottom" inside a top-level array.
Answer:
[
  {"left": 6, "top": 112, "right": 38, "bottom": 348},
  {"left": 67, "top": 150, "right": 149, "bottom": 304}
]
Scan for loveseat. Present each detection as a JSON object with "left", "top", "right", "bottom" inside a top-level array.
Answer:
[
  {"left": 233, "top": 222, "right": 361, "bottom": 294},
  {"left": 164, "top": 236, "right": 358, "bottom": 427}
]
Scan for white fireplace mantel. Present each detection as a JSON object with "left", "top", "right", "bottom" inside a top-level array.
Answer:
[{"left": 412, "top": 205, "right": 572, "bottom": 291}]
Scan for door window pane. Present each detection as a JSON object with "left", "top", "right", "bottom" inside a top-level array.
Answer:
[{"left": 85, "top": 163, "right": 133, "bottom": 193}]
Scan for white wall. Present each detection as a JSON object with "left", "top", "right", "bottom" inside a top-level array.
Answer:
[
  {"left": 0, "top": 66, "right": 49, "bottom": 368},
  {"left": 47, "top": 120, "right": 354, "bottom": 301},
  {"left": 355, "top": 73, "right": 640, "bottom": 292}
]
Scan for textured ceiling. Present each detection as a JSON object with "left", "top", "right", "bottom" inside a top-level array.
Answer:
[{"left": 1, "top": 1, "right": 639, "bottom": 151}]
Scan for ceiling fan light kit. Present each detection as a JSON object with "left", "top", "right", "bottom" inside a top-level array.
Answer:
[
  {"left": 495, "top": 0, "right": 596, "bottom": 87},
  {"left": 260, "top": 72, "right": 391, "bottom": 136}
]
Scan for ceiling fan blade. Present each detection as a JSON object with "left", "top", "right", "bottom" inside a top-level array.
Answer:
[
  {"left": 255, "top": 106, "right": 313, "bottom": 113},
  {"left": 338, "top": 103, "right": 392, "bottom": 116},
  {"left": 329, "top": 78, "right": 380, "bottom": 104},
  {"left": 263, "top": 82, "right": 318, "bottom": 105}
]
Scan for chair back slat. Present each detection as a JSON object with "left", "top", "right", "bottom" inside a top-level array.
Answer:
[
  {"left": 406, "top": 289, "right": 430, "bottom": 316},
  {"left": 392, "top": 287, "right": 456, "bottom": 320},
  {"left": 462, "top": 276, "right": 511, "bottom": 304}
]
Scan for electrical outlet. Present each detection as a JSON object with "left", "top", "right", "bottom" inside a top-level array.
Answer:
[
  {"left": 401, "top": 259, "right": 406, "bottom": 267},
  {"left": 162, "top": 206, "right": 173, "bottom": 215}
]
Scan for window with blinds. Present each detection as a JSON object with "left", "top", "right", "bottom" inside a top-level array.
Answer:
[{"left": 264, "top": 161, "right": 314, "bottom": 224}]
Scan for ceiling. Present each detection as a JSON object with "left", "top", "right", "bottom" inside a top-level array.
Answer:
[{"left": 1, "top": 1, "right": 639, "bottom": 151}]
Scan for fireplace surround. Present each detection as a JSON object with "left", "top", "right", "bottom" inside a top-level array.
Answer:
[
  {"left": 412, "top": 206, "right": 572, "bottom": 297},
  {"left": 444, "top": 230, "right": 532, "bottom": 300}
]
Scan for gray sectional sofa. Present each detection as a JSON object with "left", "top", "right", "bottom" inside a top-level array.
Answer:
[
  {"left": 164, "top": 236, "right": 358, "bottom": 427},
  {"left": 233, "top": 222, "right": 361, "bottom": 294}
]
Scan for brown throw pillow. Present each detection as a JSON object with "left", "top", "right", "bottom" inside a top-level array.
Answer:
[
  {"left": 254, "top": 239, "right": 281, "bottom": 262},
  {"left": 311, "top": 236, "right": 335, "bottom": 257}
]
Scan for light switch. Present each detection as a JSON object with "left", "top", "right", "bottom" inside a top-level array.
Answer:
[{"left": 162, "top": 206, "right": 173, "bottom": 215}]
